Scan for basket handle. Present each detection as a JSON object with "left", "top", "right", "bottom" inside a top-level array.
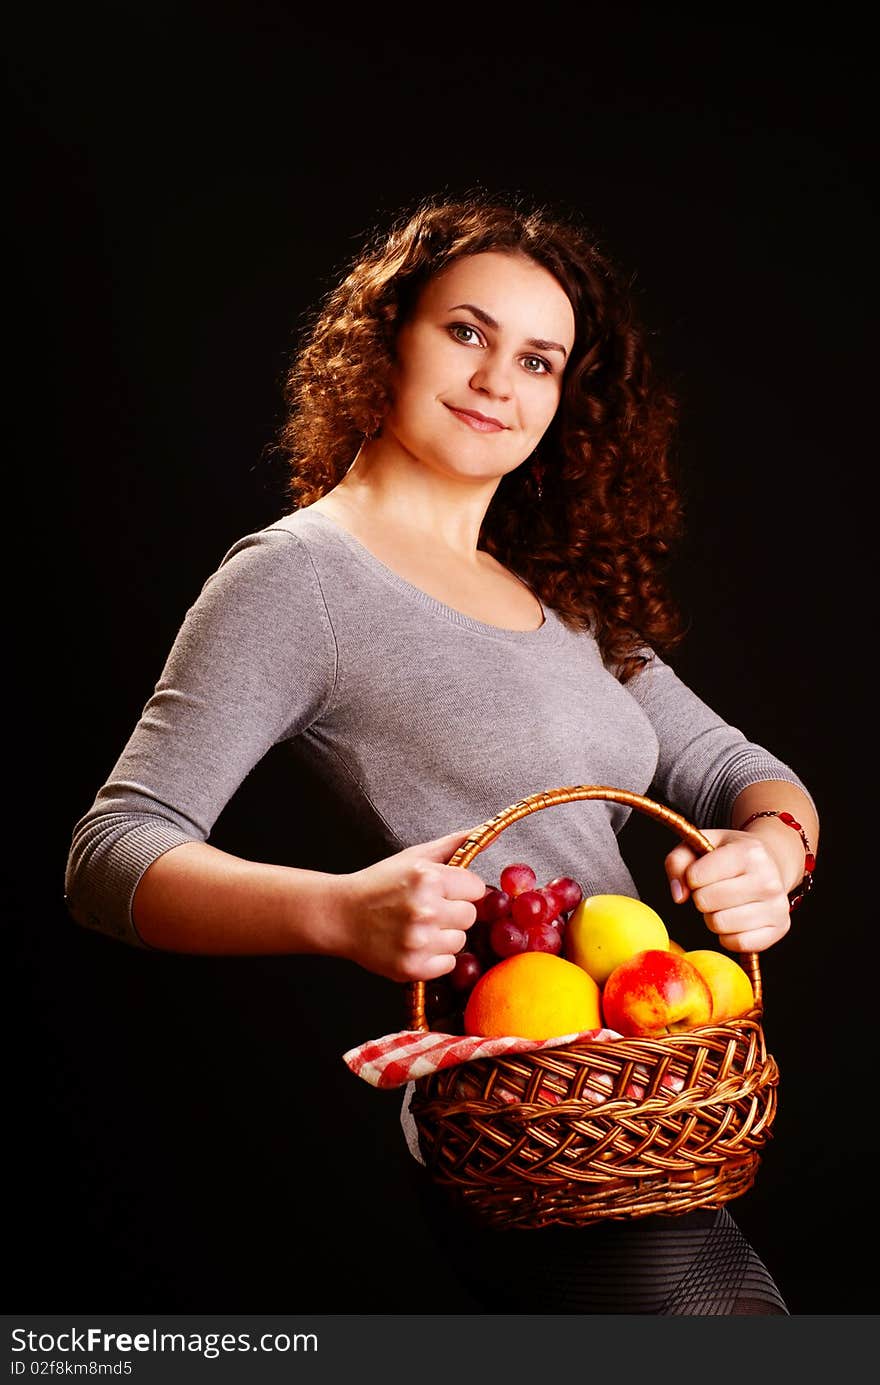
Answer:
[{"left": 406, "top": 783, "right": 763, "bottom": 1031}]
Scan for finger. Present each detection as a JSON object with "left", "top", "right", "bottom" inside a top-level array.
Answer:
[
  {"left": 700, "top": 900, "right": 787, "bottom": 940},
  {"left": 404, "top": 827, "right": 478, "bottom": 864},
  {"left": 435, "top": 927, "right": 471, "bottom": 956},
  {"left": 664, "top": 843, "right": 698, "bottom": 903},
  {"left": 419, "top": 952, "right": 464, "bottom": 981},
  {"left": 400, "top": 928, "right": 470, "bottom": 982},
  {"left": 690, "top": 875, "right": 757, "bottom": 916},
  {"left": 436, "top": 864, "right": 487, "bottom": 902},
  {"left": 666, "top": 836, "right": 773, "bottom": 911},
  {"left": 685, "top": 832, "right": 785, "bottom": 894},
  {"left": 713, "top": 922, "right": 790, "bottom": 954},
  {"left": 685, "top": 848, "right": 752, "bottom": 893},
  {"left": 436, "top": 901, "right": 479, "bottom": 934},
  {"left": 692, "top": 873, "right": 787, "bottom": 919}
]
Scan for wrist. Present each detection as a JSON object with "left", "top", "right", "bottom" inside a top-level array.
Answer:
[
  {"left": 737, "top": 809, "right": 815, "bottom": 909},
  {"left": 282, "top": 866, "right": 354, "bottom": 960}
]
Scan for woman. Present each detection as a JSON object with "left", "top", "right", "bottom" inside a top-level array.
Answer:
[{"left": 65, "top": 194, "right": 818, "bottom": 1314}]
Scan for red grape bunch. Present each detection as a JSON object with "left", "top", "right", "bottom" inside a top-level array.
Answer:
[{"left": 449, "top": 862, "right": 584, "bottom": 997}]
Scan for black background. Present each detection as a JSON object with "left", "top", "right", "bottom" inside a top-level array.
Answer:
[{"left": 7, "top": 2, "right": 877, "bottom": 1314}]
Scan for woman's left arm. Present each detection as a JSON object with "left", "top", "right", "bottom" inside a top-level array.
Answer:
[
  {"left": 664, "top": 778, "right": 819, "bottom": 953},
  {"left": 623, "top": 647, "right": 819, "bottom": 955}
]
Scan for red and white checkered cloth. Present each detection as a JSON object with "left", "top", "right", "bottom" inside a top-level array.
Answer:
[{"left": 342, "top": 1026, "right": 623, "bottom": 1090}]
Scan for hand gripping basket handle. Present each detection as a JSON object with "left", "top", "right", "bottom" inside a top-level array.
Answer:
[{"left": 406, "top": 784, "right": 763, "bottom": 1031}]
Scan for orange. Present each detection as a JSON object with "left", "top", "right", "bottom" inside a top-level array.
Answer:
[{"left": 463, "top": 952, "right": 602, "bottom": 1041}]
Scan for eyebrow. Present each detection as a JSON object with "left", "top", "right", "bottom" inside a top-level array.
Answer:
[{"left": 448, "top": 303, "right": 569, "bottom": 360}]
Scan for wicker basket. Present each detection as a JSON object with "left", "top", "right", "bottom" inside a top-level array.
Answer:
[{"left": 406, "top": 785, "right": 780, "bottom": 1229}]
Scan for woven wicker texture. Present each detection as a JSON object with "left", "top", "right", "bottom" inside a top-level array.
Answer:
[{"left": 406, "top": 786, "right": 779, "bottom": 1229}]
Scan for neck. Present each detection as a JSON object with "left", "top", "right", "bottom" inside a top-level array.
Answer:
[{"left": 330, "top": 436, "right": 501, "bottom": 561}]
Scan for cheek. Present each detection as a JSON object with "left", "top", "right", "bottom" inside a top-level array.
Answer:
[
  {"left": 388, "top": 372, "right": 435, "bottom": 430},
  {"left": 394, "top": 326, "right": 452, "bottom": 388},
  {"left": 390, "top": 348, "right": 445, "bottom": 416},
  {"left": 528, "top": 382, "right": 563, "bottom": 434},
  {"left": 382, "top": 383, "right": 443, "bottom": 454}
]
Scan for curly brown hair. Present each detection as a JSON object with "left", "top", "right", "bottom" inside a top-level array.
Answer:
[{"left": 275, "top": 193, "right": 687, "bottom": 682}]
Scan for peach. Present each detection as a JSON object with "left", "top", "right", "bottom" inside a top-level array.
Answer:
[
  {"left": 601, "top": 948, "right": 713, "bottom": 1037},
  {"left": 684, "top": 949, "right": 755, "bottom": 1021}
]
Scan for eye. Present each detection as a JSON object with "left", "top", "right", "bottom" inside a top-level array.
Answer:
[
  {"left": 448, "top": 322, "right": 484, "bottom": 346},
  {"left": 522, "top": 355, "right": 552, "bottom": 375}
]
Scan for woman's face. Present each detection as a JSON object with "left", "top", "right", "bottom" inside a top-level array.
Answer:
[{"left": 383, "top": 251, "right": 576, "bottom": 484}]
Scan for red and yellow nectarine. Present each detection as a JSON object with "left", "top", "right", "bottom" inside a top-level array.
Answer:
[{"left": 601, "top": 948, "right": 713, "bottom": 1036}]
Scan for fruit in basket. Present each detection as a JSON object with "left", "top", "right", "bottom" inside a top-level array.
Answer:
[
  {"left": 500, "top": 863, "right": 538, "bottom": 897},
  {"left": 511, "top": 888, "right": 555, "bottom": 928},
  {"left": 450, "top": 950, "right": 483, "bottom": 993},
  {"left": 489, "top": 917, "right": 529, "bottom": 957},
  {"left": 545, "top": 876, "right": 584, "bottom": 913},
  {"left": 523, "top": 920, "right": 563, "bottom": 954},
  {"left": 601, "top": 948, "right": 713, "bottom": 1036},
  {"left": 684, "top": 949, "right": 755, "bottom": 1021},
  {"left": 564, "top": 894, "right": 669, "bottom": 985},
  {"left": 474, "top": 886, "right": 512, "bottom": 923},
  {"left": 463, "top": 952, "right": 602, "bottom": 1040},
  {"left": 467, "top": 918, "right": 497, "bottom": 966},
  {"left": 475, "top": 863, "right": 584, "bottom": 957}
]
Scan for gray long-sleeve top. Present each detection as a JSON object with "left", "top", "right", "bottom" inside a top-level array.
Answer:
[{"left": 65, "top": 508, "right": 813, "bottom": 950}]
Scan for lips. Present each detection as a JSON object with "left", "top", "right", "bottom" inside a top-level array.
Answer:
[{"left": 444, "top": 404, "right": 508, "bottom": 433}]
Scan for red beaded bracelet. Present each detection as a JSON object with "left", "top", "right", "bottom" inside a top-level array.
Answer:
[{"left": 736, "top": 809, "right": 816, "bottom": 911}]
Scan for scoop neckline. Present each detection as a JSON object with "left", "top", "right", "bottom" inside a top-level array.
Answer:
[{"left": 293, "top": 508, "right": 564, "bottom": 644}]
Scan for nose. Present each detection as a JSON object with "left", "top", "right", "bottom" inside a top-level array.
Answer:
[{"left": 469, "top": 354, "right": 513, "bottom": 401}]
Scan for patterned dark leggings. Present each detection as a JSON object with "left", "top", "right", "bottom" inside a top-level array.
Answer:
[{"left": 416, "top": 1173, "right": 788, "bottom": 1315}]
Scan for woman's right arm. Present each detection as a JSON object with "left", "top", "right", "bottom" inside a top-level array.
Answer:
[
  {"left": 65, "top": 529, "right": 483, "bottom": 981},
  {"left": 130, "top": 829, "right": 484, "bottom": 982}
]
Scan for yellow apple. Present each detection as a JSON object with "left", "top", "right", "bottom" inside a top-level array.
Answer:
[
  {"left": 601, "top": 949, "right": 713, "bottom": 1036},
  {"left": 564, "top": 893, "right": 669, "bottom": 986},
  {"left": 684, "top": 949, "right": 755, "bottom": 1021}
]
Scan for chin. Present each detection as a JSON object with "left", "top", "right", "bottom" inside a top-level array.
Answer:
[{"left": 382, "top": 415, "right": 534, "bottom": 489}]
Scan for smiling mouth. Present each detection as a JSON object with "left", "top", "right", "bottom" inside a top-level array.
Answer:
[{"left": 444, "top": 404, "right": 508, "bottom": 433}]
